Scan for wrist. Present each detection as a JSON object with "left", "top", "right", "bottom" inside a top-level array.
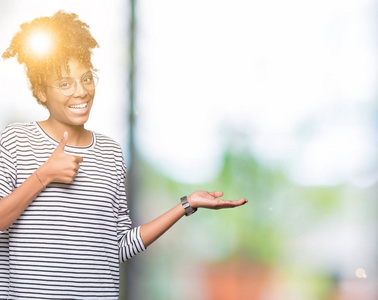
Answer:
[
  {"left": 180, "top": 196, "right": 197, "bottom": 216},
  {"left": 187, "top": 195, "right": 197, "bottom": 209},
  {"left": 34, "top": 171, "right": 45, "bottom": 188},
  {"left": 36, "top": 164, "right": 51, "bottom": 187}
]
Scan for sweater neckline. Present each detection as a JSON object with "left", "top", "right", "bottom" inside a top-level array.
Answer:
[{"left": 33, "top": 121, "right": 96, "bottom": 151}]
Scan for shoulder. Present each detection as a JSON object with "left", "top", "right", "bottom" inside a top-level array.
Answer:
[
  {"left": 0, "top": 122, "right": 36, "bottom": 144},
  {"left": 92, "top": 132, "right": 127, "bottom": 175},
  {"left": 93, "top": 132, "right": 123, "bottom": 151},
  {"left": 1, "top": 122, "right": 36, "bottom": 135},
  {"left": 92, "top": 131, "right": 126, "bottom": 161}
]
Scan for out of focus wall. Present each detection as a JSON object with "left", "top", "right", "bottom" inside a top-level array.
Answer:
[{"left": 133, "top": 1, "right": 378, "bottom": 299}]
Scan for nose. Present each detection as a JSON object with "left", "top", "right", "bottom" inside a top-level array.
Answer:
[{"left": 73, "top": 79, "right": 87, "bottom": 97}]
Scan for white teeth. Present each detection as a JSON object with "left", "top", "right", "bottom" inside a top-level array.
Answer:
[{"left": 70, "top": 103, "right": 87, "bottom": 109}]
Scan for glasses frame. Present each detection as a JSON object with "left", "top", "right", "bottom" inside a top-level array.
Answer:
[{"left": 45, "top": 71, "right": 99, "bottom": 96}]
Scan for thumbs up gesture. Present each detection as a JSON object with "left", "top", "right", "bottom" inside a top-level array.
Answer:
[{"left": 37, "top": 132, "right": 84, "bottom": 186}]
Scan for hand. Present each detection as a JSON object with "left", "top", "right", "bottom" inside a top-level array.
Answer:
[
  {"left": 38, "top": 132, "right": 83, "bottom": 185},
  {"left": 187, "top": 191, "right": 248, "bottom": 210}
]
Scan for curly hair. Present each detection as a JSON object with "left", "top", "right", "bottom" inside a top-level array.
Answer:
[{"left": 2, "top": 10, "right": 99, "bottom": 105}]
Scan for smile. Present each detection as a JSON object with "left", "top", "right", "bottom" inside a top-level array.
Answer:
[
  {"left": 68, "top": 102, "right": 89, "bottom": 115},
  {"left": 69, "top": 103, "right": 88, "bottom": 109}
]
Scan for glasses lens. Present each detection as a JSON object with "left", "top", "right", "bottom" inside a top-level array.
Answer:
[
  {"left": 60, "top": 89, "right": 75, "bottom": 96},
  {"left": 58, "top": 79, "right": 76, "bottom": 96},
  {"left": 82, "top": 72, "right": 99, "bottom": 90},
  {"left": 56, "top": 71, "right": 99, "bottom": 96}
]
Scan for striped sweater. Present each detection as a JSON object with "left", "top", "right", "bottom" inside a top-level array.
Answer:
[{"left": 0, "top": 122, "right": 145, "bottom": 299}]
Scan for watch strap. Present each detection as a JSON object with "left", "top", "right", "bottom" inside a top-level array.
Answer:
[{"left": 180, "top": 196, "right": 197, "bottom": 216}]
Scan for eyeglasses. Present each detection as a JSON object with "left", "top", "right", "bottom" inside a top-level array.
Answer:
[{"left": 45, "top": 71, "right": 99, "bottom": 96}]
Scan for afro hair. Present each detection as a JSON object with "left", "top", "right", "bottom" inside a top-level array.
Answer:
[{"left": 2, "top": 10, "right": 99, "bottom": 105}]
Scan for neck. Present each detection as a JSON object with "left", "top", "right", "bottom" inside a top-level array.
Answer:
[{"left": 38, "top": 119, "right": 92, "bottom": 147}]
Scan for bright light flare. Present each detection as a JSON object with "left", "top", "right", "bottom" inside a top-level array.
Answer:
[
  {"left": 27, "top": 30, "right": 53, "bottom": 57},
  {"left": 355, "top": 268, "right": 367, "bottom": 279}
]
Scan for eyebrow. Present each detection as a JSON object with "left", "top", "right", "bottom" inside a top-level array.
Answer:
[
  {"left": 52, "top": 71, "right": 92, "bottom": 83},
  {"left": 51, "top": 77, "right": 72, "bottom": 84}
]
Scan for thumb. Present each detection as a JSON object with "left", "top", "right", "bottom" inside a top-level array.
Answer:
[
  {"left": 56, "top": 131, "right": 68, "bottom": 152},
  {"left": 210, "top": 191, "right": 223, "bottom": 198}
]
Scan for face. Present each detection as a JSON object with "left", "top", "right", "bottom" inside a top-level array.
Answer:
[{"left": 38, "top": 57, "right": 95, "bottom": 127}]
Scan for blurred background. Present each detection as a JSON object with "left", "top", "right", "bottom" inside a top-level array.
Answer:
[{"left": 1, "top": 0, "right": 377, "bottom": 299}]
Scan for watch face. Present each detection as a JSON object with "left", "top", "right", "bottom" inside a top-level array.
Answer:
[{"left": 183, "top": 202, "right": 190, "bottom": 209}]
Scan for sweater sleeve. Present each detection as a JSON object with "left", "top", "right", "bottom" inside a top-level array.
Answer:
[
  {"left": 0, "top": 140, "right": 17, "bottom": 200},
  {"left": 0, "top": 132, "right": 12, "bottom": 296},
  {"left": 117, "top": 173, "right": 146, "bottom": 263},
  {"left": 0, "top": 133, "right": 17, "bottom": 235}
]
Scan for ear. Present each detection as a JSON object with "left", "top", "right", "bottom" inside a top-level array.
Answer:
[{"left": 36, "top": 85, "right": 47, "bottom": 104}]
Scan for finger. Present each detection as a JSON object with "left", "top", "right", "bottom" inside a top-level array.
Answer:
[
  {"left": 74, "top": 163, "right": 80, "bottom": 172},
  {"left": 210, "top": 191, "right": 223, "bottom": 198},
  {"left": 55, "top": 131, "right": 68, "bottom": 152},
  {"left": 73, "top": 155, "right": 83, "bottom": 164},
  {"left": 218, "top": 198, "right": 248, "bottom": 208},
  {"left": 231, "top": 198, "right": 248, "bottom": 205}
]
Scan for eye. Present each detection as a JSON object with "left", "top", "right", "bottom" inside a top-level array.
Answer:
[
  {"left": 59, "top": 81, "right": 73, "bottom": 90},
  {"left": 82, "top": 73, "right": 94, "bottom": 84},
  {"left": 83, "top": 76, "right": 93, "bottom": 84}
]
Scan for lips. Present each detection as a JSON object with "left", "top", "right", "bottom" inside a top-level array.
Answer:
[{"left": 68, "top": 102, "right": 89, "bottom": 115}]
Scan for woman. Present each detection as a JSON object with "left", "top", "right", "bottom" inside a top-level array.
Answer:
[{"left": 0, "top": 11, "right": 247, "bottom": 299}]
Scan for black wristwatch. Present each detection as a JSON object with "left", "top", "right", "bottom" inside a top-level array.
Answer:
[{"left": 180, "top": 196, "right": 197, "bottom": 216}]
